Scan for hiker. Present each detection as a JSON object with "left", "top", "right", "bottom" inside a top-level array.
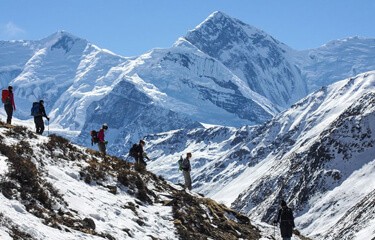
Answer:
[
  {"left": 97, "top": 123, "right": 108, "bottom": 155},
  {"left": 179, "top": 152, "right": 192, "bottom": 190},
  {"left": 2, "top": 86, "right": 16, "bottom": 124},
  {"left": 273, "top": 200, "right": 295, "bottom": 240},
  {"left": 32, "top": 100, "right": 50, "bottom": 135},
  {"left": 132, "top": 140, "right": 150, "bottom": 166}
]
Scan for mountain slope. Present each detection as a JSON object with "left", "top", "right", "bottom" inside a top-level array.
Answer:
[
  {"left": 147, "top": 71, "right": 375, "bottom": 240},
  {"left": 0, "top": 122, "right": 265, "bottom": 240}
]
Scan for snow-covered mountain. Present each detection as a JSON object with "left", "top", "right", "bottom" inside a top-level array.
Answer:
[
  {"left": 77, "top": 37, "right": 280, "bottom": 155},
  {"left": 0, "top": 28, "right": 281, "bottom": 156},
  {"left": 0, "top": 31, "right": 127, "bottom": 126},
  {"left": 185, "top": 11, "right": 308, "bottom": 107},
  {"left": 297, "top": 36, "right": 375, "bottom": 92},
  {"left": 1, "top": 10, "right": 375, "bottom": 240},
  {"left": 1, "top": 12, "right": 375, "bottom": 157},
  {"left": 146, "top": 71, "right": 375, "bottom": 240}
]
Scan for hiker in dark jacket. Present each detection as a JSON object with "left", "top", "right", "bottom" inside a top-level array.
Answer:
[
  {"left": 134, "top": 140, "right": 150, "bottom": 166},
  {"left": 180, "top": 152, "right": 192, "bottom": 190},
  {"left": 34, "top": 100, "right": 49, "bottom": 135},
  {"left": 273, "top": 200, "right": 295, "bottom": 240},
  {"left": 3, "top": 86, "right": 16, "bottom": 124},
  {"left": 97, "top": 124, "right": 108, "bottom": 155}
]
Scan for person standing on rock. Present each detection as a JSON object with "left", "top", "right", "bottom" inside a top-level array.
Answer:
[
  {"left": 178, "top": 152, "right": 193, "bottom": 190},
  {"left": 136, "top": 140, "right": 150, "bottom": 166},
  {"left": 273, "top": 200, "right": 295, "bottom": 240},
  {"left": 97, "top": 123, "right": 108, "bottom": 155},
  {"left": 32, "top": 100, "right": 50, "bottom": 135},
  {"left": 2, "top": 86, "right": 16, "bottom": 125}
]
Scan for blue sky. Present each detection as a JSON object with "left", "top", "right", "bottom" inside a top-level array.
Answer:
[{"left": 1, "top": 0, "right": 374, "bottom": 56}]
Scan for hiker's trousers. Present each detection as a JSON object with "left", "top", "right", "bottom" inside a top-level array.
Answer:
[
  {"left": 4, "top": 104, "right": 13, "bottom": 124},
  {"left": 183, "top": 170, "right": 192, "bottom": 190}
]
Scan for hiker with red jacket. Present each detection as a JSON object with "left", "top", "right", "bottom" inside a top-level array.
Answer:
[
  {"left": 97, "top": 123, "right": 108, "bottom": 155},
  {"left": 2, "top": 86, "right": 16, "bottom": 124}
]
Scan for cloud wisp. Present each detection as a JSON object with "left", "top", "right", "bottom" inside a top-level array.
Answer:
[{"left": 1, "top": 21, "right": 26, "bottom": 39}]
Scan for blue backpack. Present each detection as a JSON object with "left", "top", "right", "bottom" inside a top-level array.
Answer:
[{"left": 31, "top": 102, "right": 41, "bottom": 116}]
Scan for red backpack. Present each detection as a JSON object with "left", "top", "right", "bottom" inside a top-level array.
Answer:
[{"left": 2, "top": 89, "right": 10, "bottom": 104}]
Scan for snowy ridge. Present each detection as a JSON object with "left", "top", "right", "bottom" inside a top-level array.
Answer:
[
  {"left": 147, "top": 71, "right": 375, "bottom": 240},
  {"left": 297, "top": 36, "right": 375, "bottom": 92},
  {"left": 0, "top": 127, "right": 174, "bottom": 239},
  {"left": 0, "top": 123, "right": 270, "bottom": 240}
]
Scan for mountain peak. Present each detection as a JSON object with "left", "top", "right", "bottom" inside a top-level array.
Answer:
[
  {"left": 186, "top": 11, "right": 273, "bottom": 48},
  {"left": 322, "top": 36, "right": 375, "bottom": 48},
  {"left": 39, "top": 31, "right": 88, "bottom": 53},
  {"left": 183, "top": 12, "right": 304, "bottom": 107},
  {"left": 42, "top": 30, "right": 81, "bottom": 42},
  {"left": 53, "top": 30, "right": 76, "bottom": 38},
  {"left": 191, "top": 11, "right": 244, "bottom": 34},
  {"left": 207, "top": 11, "right": 232, "bottom": 21}
]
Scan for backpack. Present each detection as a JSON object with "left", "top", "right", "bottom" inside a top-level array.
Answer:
[
  {"left": 90, "top": 130, "right": 99, "bottom": 145},
  {"left": 2, "top": 89, "right": 10, "bottom": 104},
  {"left": 178, "top": 156, "right": 183, "bottom": 171},
  {"left": 31, "top": 102, "right": 41, "bottom": 116},
  {"left": 129, "top": 144, "right": 138, "bottom": 158}
]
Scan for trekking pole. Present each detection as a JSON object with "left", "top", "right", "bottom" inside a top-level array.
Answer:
[{"left": 47, "top": 119, "right": 50, "bottom": 136}]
